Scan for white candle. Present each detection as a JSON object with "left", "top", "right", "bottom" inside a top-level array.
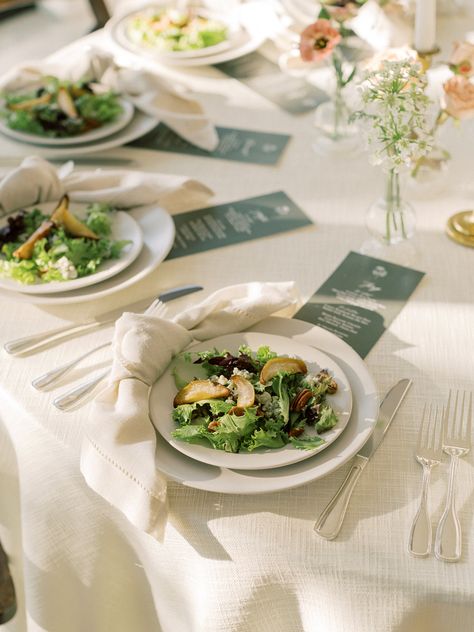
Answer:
[{"left": 414, "top": 0, "right": 437, "bottom": 52}]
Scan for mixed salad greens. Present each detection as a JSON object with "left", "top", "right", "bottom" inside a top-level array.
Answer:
[
  {"left": 127, "top": 7, "right": 228, "bottom": 53},
  {"left": 1, "top": 76, "right": 123, "bottom": 138},
  {"left": 171, "top": 345, "right": 340, "bottom": 453},
  {"left": 0, "top": 196, "right": 130, "bottom": 285}
]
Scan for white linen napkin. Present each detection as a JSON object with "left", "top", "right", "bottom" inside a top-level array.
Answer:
[
  {"left": 80, "top": 282, "right": 301, "bottom": 540},
  {"left": 0, "top": 156, "right": 213, "bottom": 214},
  {"left": 0, "top": 50, "right": 218, "bottom": 151}
]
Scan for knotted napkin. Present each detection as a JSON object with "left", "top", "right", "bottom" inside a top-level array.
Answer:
[
  {"left": 80, "top": 282, "right": 300, "bottom": 540},
  {"left": 0, "top": 50, "right": 218, "bottom": 151},
  {"left": 0, "top": 156, "right": 213, "bottom": 215}
]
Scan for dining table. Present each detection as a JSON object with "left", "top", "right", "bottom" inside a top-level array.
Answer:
[{"left": 1, "top": 2, "right": 474, "bottom": 631}]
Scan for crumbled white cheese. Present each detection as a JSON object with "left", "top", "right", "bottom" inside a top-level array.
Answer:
[
  {"left": 217, "top": 375, "right": 228, "bottom": 386},
  {"left": 54, "top": 256, "right": 78, "bottom": 280},
  {"left": 232, "top": 368, "right": 252, "bottom": 379}
]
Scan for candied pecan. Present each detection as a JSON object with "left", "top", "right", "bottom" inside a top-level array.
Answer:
[
  {"left": 288, "top": 427, "right": 304, "bottom": 437},
  {"left": 207, "top": 421, "right": 220, "bottom": 432},
  {"left": 290, "top": 388, "right": 313, "bottom": 411}
]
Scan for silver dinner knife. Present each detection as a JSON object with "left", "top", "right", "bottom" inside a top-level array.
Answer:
[
  {"left": 4, "top": 284, "right": 203, "bottom": 355},
  {"left": 314, "top": 378, "right": 413, "bottom": 540}
]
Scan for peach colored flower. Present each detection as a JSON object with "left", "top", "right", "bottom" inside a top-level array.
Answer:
[
  {"left": 449, "top": 41, "right": 474, "bottom": 78},
  {"left": 443, "top": 76, "right": 474, "bottom": 119},
  {"left": 299, "top": 20, "right": 341, "bottom": 63}
]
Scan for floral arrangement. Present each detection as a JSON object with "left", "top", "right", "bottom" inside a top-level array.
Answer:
[
  {"left": 411, "top": 41, "right": 474, "bottom": 178},
  {"left": 352, "top": 58, "right": 434, "bottom": 243},
  {"left": 353, "top": 58, "right": 433, "bottom": 171}
]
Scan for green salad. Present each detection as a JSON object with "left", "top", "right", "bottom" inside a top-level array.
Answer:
[
  {"left": 127, "top": 7, "right": 228, "bottom": 52},
  {"left": 0, "top": 197, "right": 130, "bottom": 285},
  {"left": 171, "top": 345, "right": 340, "bottom": 453},
  {"left": 1, "top": 76, "right": 123, "bottom": 138}
]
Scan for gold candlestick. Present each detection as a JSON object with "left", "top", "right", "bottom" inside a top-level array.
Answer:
[
  {"left": 415, "top": 46, "right": 441, "bottom": 72},
  {"left": 446, "top": 210, "right": 474, "bottom": 248}
]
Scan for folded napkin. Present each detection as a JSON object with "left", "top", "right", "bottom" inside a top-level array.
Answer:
[
  {"left": 0, "top": 50, "right": 218, "bottom": 151},
  {"left": 80, "top": 282, "right": 301, "bottom": 540},
  {"left": 0, "top": 156, "right": 213, "bottom": 215}
]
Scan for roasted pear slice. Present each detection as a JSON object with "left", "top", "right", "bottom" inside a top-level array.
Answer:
[
  {"left": 173, "top": 380, "right": 230, "bottom": 407},
  {"left": 13, "top": 220, "right": 54, "bottom": 259},
  {"left": 8, "top": 93, "right": 51, "bottom": 111},
  {"left": 231, "top": 375, "right": 255, "bottom": 408},
  {"left": 57, "top": 87, "right": 78, "bottom": 118},
  {"left": 259, "top": 357, "right": 307, "bottom": 384},
  {"left": 51, "top": 195, "right": 99, "bottom": 240}
]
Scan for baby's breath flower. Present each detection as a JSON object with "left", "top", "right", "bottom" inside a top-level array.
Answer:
[{"left": 352, "top": 59, "right": 434, "bottom": 172}]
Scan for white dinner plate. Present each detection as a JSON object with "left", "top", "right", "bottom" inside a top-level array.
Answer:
[
  {"left": 150, "top": 332, "right": 352, "bottom": 470},
  {"left": 107, "top": 2, "right": 268, "bottom": 67},
  {"left": 0, "top": 202, "right": 143, "bottom": 294},
  {"left": 114, "top": 3, "right": 239, "bottom": 61},
  {"left": 0, "top": 111, "right": 158, "bottom": 158},
  {"left": 154, "top": 317, "right": 379, "bottom": 494},
  {"left": 0, "top": 203, "right": 175, "bottom": 304},
  {"left": 0, "top": 98, "right": 134, "bottom": 147}
]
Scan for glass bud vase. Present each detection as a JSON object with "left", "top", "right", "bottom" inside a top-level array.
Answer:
[
  {"left": 407, "top": 145, "right": 451, "bottom": 197},
  {"left": 366, "top": 169, "right": 416, "bottom": 245},
  {"left": 313, "top": 87, "right": 359, "bottom": 155}
]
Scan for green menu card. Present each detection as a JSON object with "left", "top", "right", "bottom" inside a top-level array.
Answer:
[
  {"left": 130, "top": 123, "right": 290, "bottom": 165},
  {"left": 166, "top": 191, "right": 313, "bottom": 260},
  {"left": 294, "top": 252, "right": 425, "bottom": 358},
  {"left": 215, "top": 52, "right": 329, "bottom": 114}
]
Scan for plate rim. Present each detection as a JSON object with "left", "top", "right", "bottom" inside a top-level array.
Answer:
[
  {"left": 107, "top": 2, "right": 266, "bottom": 67},
  {"left": 0, "top": 97, "right": 134, "bottom": 147},
  {"left": 153, "top": 316, "right": 379, "bottom": 494},
  {"left": 0, "top": 203, "right": 175, "bottom": 304},
  {"left": 150, "top": 331, "right": 353, "bottom": 470},
  {"left": 0, "top": 203, "right": 144, "bottom": 294}
]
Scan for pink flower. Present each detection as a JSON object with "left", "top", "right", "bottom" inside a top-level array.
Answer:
[
  {"left": 449, "top": 41, "right": 474, "bottom": 78},
  {"left": 299, "top": 20, "right": 341, "bottom": 63},
  {"left": 443, "top": 76, "right": 474, "bottom": 119}
]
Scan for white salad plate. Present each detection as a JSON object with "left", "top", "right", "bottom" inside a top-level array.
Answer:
[
  {"left": 107, "top": 2, "right": 268, "bottom": 67},
  {"left": 112, "top": 3, "right": 239, "bottom": 61},
  {"left": 0, "top": 203, "right": 175, "bottom": 304},
  {"left": 150, "top": 332, "right": 353, "bottom": 470},
  {"left": 0, "top": 111, "right": 158, "bottom": 158},
  {"left": 0, "top": 201, "right": 143, "bottom": 295},
  {"left": 153, "top": 317, "right": 379, "bottom": 494},
  {"left": 0, "top": 98, "right": 134, "bottom": 147}
]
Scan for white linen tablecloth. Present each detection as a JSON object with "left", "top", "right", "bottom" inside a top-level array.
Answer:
[{"left": 1, "top": 8, "right": 474, "bottom": 632}]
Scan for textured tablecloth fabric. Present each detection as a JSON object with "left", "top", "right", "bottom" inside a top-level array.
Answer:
[
  {"left": 81, "top": 282, "right": 300, "bottom": 539},
  {"left": 1, "top": 10, "right": 474, "bottom": 632},
  {"left": 0, "top": 156, "right": 213, "bottom": 214},
  {"left": 0, "top": 49, "right": 219, "bottom": 151}
]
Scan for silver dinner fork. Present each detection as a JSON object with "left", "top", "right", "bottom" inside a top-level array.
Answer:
[
  {"left": 52, "top": 299, "right": 167, "bottom": 411},
  {"left": 435, "top": 390, "right": 473, "bottom": 562},
  {"left": 408, "top": 403, "right": 444, "bottom": 557}
]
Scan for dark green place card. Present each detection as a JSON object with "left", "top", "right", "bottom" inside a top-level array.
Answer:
[
  {"left": 215, "top": 52, "right": 328, "bottom": 114},
  {"left": 294, "top": 251, "right": 425, "bottom": 358},
  {"left": 166, "top": 191, "right": 313, "bottom": 260},
  {"left": 130, "top": 122, "right": 290, "bottom": 165}
]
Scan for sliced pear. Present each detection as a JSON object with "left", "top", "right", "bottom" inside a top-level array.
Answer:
[
  {"left": 51, "top": 195, "right": 99, "bottom": 240},
  {"left": 8, "top": 93, "right": 51, "bottom": 111},
  {"left": 57, "top": 87, "right": 78, "bottom": 118},
  {"left": 173, "top": 380, "right": 230, "bottom": 407},
  {"left": 13, "top": 220, "right": 54, "bottom": 259},
  {"left": 259, "top": 357, "right": 307, "bottom": 384},
  {"left": 231, "top": 375, "right": 255, "bottom": 408}
]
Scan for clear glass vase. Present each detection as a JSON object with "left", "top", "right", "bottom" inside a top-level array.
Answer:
[
  {"left": 407, "top": 145, "right": 451, "bottom": 197},
  {"left": 366, "top": 169, "right": 416, "bottom": 245},
  {"left": 313, "top": 87, "right": 359, "bottom": 155}
]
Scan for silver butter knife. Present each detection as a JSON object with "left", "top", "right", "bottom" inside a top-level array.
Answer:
[
  {"left": 314, "top": 378, "right": 413, "bottom": 540},
  {"left": 4, "top": 284, "right": 203, "bottom": 355}
]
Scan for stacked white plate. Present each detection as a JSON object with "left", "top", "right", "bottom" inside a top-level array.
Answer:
[
  {"left": 0, "top": 97, "right": 158, "bottom": 158},
  {"left": 0, "top": 201, "right": 175, "bottom": 305},
  {"left": 107, "top": 1, "right": 273, "bottom": 67},
  {"left": 149, "top": 322, "right": 379, "bottom": 494}
]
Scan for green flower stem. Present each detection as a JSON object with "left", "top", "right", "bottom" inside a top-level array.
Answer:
[{"left": 385, "top": 169, "right": 407, "bottom": 243}]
